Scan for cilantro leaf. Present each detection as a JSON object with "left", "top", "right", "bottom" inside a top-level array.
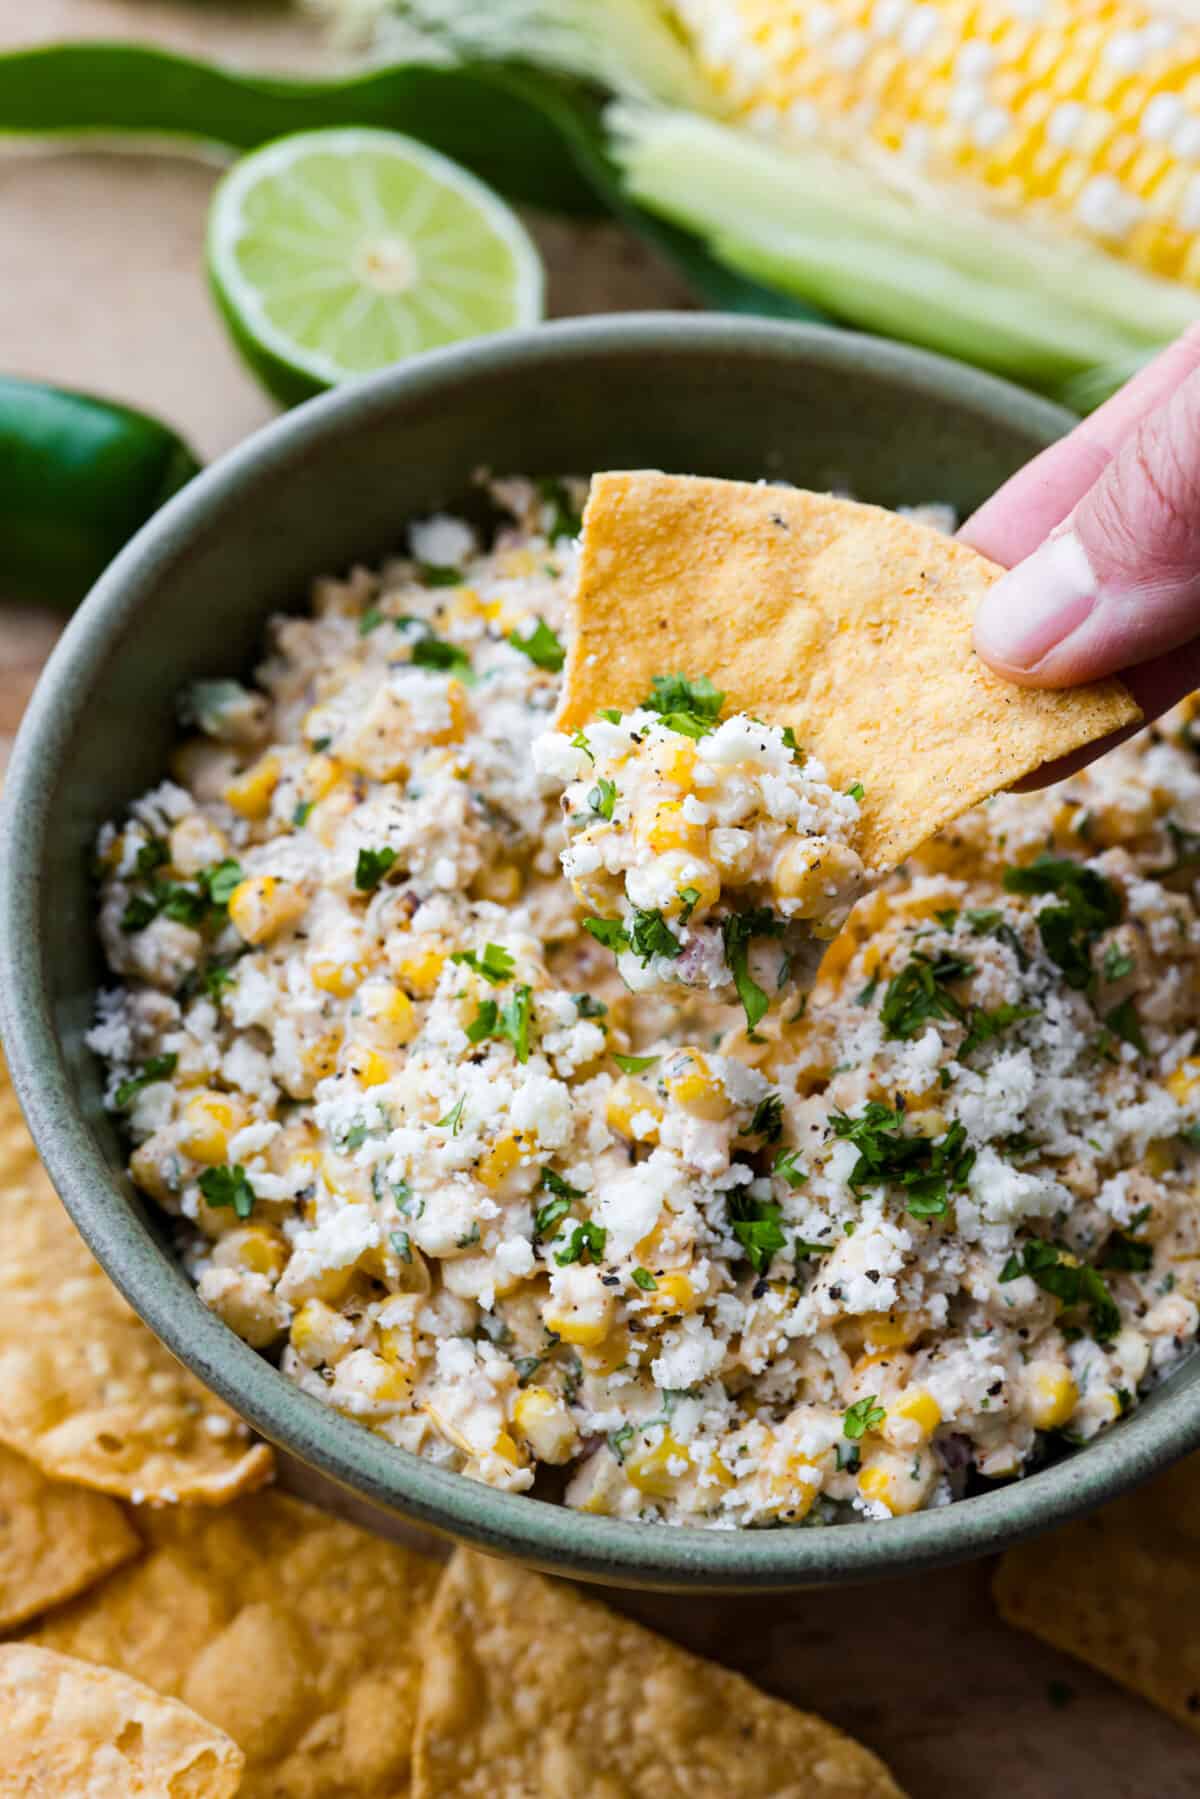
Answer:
[
  {"left": 437, "top": 1096, "right": 466, "bottom": 1135},
  {"left": 632, "top": 1267, "right": 658, "bottom": 1291},
  {"left": 200, "top": 858, "right": 244, "bottom": 907},
  {"left": 1003, "top": 855, "right": 1121, "bottom": 990},
  {"left": 583, "top": 916, "right": 629, "bottom": 952},
  {"left": 570, "top": 727, "right": 595, "bottom": 763},
  {"left": 355, "top": 846, "right": 396, "bottom": 892},
  {"left": 727, "top": 1192, "right": 787, "bottom": 1274},
  {"left": 588, "top": 777, "right": 617, "bottom": 821},
  {"left": 843, "top": 1395, "right": 886, "bottom": 1440},
  {"left": 880, "top": 951, "right": 973, "bottom": 1041},
  {"left": 1151, "top": 819, "right": 1200, "bottom": 879},
  {"left": 451, "top": 943, "right": 515, "bottom": 985},
  {"left": 410, "top": 633, "right": 471, "bottom": 674},
  {"left": 830, "top": 1104, "right": 975, "bottom": 1219},
  {"left": 113, "top": 1053, "right": 178, "bottom": 1109},
  {"left": 722, "top": 907, "right": 784, "bottom": 1031},
  {"left": 959, "top": 1002, "right": 1034, "bottom": 1060},
  {"left": 1100, "top": 1230, "right": 1154, "bottom": 1272},
  {"left": 612, "top": 1053, "right": 659, "bottom": 1075},
  {"left": 677, "top": 885, "right": 701, "bottom": 927},
  {"left": 540, "top": 1167, "right": 585, "bottom": 1200},
  {"left": 749, "top": 1093, "right": 784, "bottom": 1142},
  {"left": 629, "top": 908, "right": 682, "bottom": 965},
  {"left": 538, "top": 477, "right": 583, "bottom": 542},
  {"left": 1104, "top": 997, "right": 1147, "bottom": 1054},
  {"left": 1102, "top": 945, "right": 1135, "bottom": 982},
  {"left": 390, "top": 1229, "right": 413, "bottom": 1263},
  {"left": 554, "top": 1220, "right": 607, "bottom": 1266},
  {"left": 998, "top": 1238, "right": 1120, "bottom": 1342},
  {"left": 773, "top": 1148, "right": 808, "bottom": 1189},
  {"left": 198, "top": 1163, "right": 256, "bottom": 1219},
  {"left": 509, "top": 617, "right": 565, "bottom": 672},
  {"left": 642, "top": 673, "right": 725, "bottom": 740},
  {"left": 418, "top": 561, "right": 465, "bottom": 587}
]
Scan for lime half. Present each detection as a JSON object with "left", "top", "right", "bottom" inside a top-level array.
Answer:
[{"left": 208, "top": 128, "right": 545, "bottom": 405}]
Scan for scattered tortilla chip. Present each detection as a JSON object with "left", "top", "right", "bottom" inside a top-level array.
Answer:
[
  {"left": 0, "top": 1442, "right": 139, "bottom": 1631},
  {"left": 0, "top": 1056, "right": 272, "bottom": 1504},
  {"left": 995, "top": 1455, "right": 1200, "bottom": 1736},
  {"left": 560, "top": 473, "right": 1139, "bottom": 868},
  {"left": 0, "top": 1643, "right": 244, "bottom": 1797},
  {"left": 31, "top": 1488, "right": 442, "bottom": 1798},
  {"left": 413, "top": 1549, "right": 906, "bottom": 1797}
]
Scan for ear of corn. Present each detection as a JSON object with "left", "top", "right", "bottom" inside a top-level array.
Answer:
[{"left": 368, "top": 0, "right": 1200, "bottom": 401}]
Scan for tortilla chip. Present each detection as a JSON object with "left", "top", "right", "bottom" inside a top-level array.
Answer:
[
  {"left": 0, "top": 1442, "right": 139, "bottom": 1632},
  {"left": 0, "top": 1056, "right": 272, "bottom": 1504},
  {"left": 995, "top": 1455, "right": 1200, "bottom": 1735},
  {"left": 0, "top": 1643, "right": 244, "bottom": 1797},
  {"left": 413, "top": 1549, "right": 905, "bottom": 1797},
  {"left": 31, "top": 1488, "right": 442, "bottom": 1798},
  {"left": 560, "top": 473, "right": 1139, "bottom": 869}
]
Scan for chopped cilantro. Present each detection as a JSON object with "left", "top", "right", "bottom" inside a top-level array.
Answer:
[
  {"left": 113, "top": 1053, "right": 178, "bottom": 1109},
  {"left": 198, "top": 1163, "right": 256, "bottom": 1219},
  {"left": 794, "top": 1237, "right": 831, "bottom": 1259},
  {"left": 389, "top": 1229, "right": 412, "bottom": 1263},
  {"left": 437, "top": 1095, "right": 465, "bottom": 1135},
  {"left": 632, "top": 1267, "right": 658, "bottom": 1291},
  {"left": 418, "top": 561, "right": 465, "bottom": 587},
  {"left": 677, "top": 885, "right": 701, "bottom": 927},
  {"left": 509, "top": 617, "right": 565, "bottom": 672},
  {"left": 855, "top": 975, "right": 880, "bottom": 1007},
  {"left": 538, "top": 477, "right": 583, "bottom": 541},
  {"left": 1104, "top": 997, "right": 1147, "bottom": 1054},
  {"left": 554, "top": 1220, "right": 607, "bottom": 1266},
  {"left": 629, "top": 908, "right": 682, "bottom": 965},
  {"left": 845, "top": 781, "right": 865, "bottom": 802},
  {"left": 514, "top": 1354, "right": 544, "bottom": 1386},
  {"left": 200, "top": 957, "right": 240, "bottom": 1002},
  {"left": 465, "top": 985, "right": 532, "bottom": 1061},
  {"left": 1102, "top": 945, "right": 1135, "bottom": 982},
  {"left": 410, "top": 633, "right": 471, "bottom": 674},
  {"left": 200, "top": 858, "right": 244, "bottom": 907},
  {"left": 780, "top": 725, "right": 803, "bottom": 762},
  {"left": 608, "top": 1422, "right": 636, "bottom": 1463},
  {"left": 541, "top": 1167, "right": 585, "bottom": 1200},
  {"left": 355, "top": 846, "right": 396, "bottom": 892},
  {"left": 292, "top": 800, "right": 313, "bottom": 828},
  {"left": 598, "top": 708, "right": 622, "bottom": 724},
  {"left": 452, "top": 943, "right": 515, "bottom": 985},
  {"left": 358, "top": 607, "right": 384, "bottom": 635},
  {"left": 1100, "top": 1231, "right": 1153, "bottom": 1272},
  {"left": 1002, "top": 855, "right": 1121, "bottom": 990},
  {"left": 570, "top": 727, "right": 595, "bottom": 763},
  {"left": 613, "top": 1053, "right": 659, "bottom": 1075},
  {"left": 1151, "top": 819, "right": 1200, "bottom": 878},
  {"left": 830, "top": 1104, "right": 975, "bottom": 1219},
  {"left": 583, "top": 916, "right": 629, "bottom": 953},
  {"left": 959, "top": 1002, "right": 1034, "bottom": 1060},
  {"left": 998, "top": 1238, "right": 1120, "bottom": 1341},
  {"left": 843, "top": 1395, "right": 886, "bottom": 1440},
  {"left": 773, "top": 1148, "right": 808, "bottom": 1189},
  {"left": 749, "top": 1093, "right": 784, "bottom": 1142},
  {"left": 574, "top": 995, "right": 607, "bottom": 1019},
  {"left": 721, "top": 907, "right": 785, "bottom": 1031},
  {"left": 880, "top": 951, "right": 973, "bottom": 1041},
  {"left": 642, "top": 673, "right": 725, "bottom": 740},
  {"left": 588, "top": 777, "right": 617, "bottom": 821},
  {"left": 934, "top": 908, "right": 959, "bottom": 930},
  {"left": 727, "top": 1192, "right": 787, "bottom": 1274},
  {"left": 135, "top": 837, "right": 169, "bottom": 878}
]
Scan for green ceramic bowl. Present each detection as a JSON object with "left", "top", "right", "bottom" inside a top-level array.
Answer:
[{"left": 4, "top": 315, "right": 1197, "bottom": 1591}]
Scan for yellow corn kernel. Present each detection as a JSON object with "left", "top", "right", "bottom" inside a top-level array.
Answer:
[
  {"left": 298, "top": 1030, "right": 342, "bottom": 1084},
  {"left": 625, "top": 1431, "right": 690, "bottom": 1499},
  {"left": 647, "top": 1270, "right": 698, "bottom": 1315},
  {"left": 662, "top": 1048, "right": 730, "bottom": 1121},
  {"left": 223, "top": 751, "right": 282, "bottom": 821},
  {"left": 490, "top": 1430, "right": 525, "bottom": 1466},
  {"left": 477, "top": 1130, "right": 531, "bottom": 1192},
  {"left": 659, "top": 856, "right": 721, "bottom": 922},
  {"left": 543, "top": 1281, "right": 615, "bottom": 1350},
  {"left": 439, "top": 586, "right": 483, "bottom": 623},
  {"left": 1029, "top": 1363, "right": 1079, "bottom": 1431},
  {"left": 472, "top": 862, "right": 523, "bottom": 904},
  {"left": 229, "top": 1226, "right": 287, "bottom": 1281},
  {"left": 310, "top": 955, "right": 370, "bottom": 997},
  {"left": 373, "top": 1360, "right": 417, "bottom": 1404},
  {"left": 857, "top": 1456, "right": 926, "bottom": 1516},
  {"left": 228, "top": 875, "right": 308, "bottom": 946},
  {"left": 428, "top": 678, "right": 470, "bottom": 748},
  {"left": 394, "top": 945, "right": 445, "bottom": 998},
  {"left": 580, "top": 1325, "right": 630, "bottom": 1376},
  {"left": 646, "top": 736, "right": 697, "bottom": 787},
  {"left": 179, "top": 1090, "right": 249, "bottom": 1164},
  {"left": 548, "top": 1312, "right": 610, "bottom": 1350},
  {"left": 358, "top": 982, "right": 419, "bottom": 1052},
  {"left": 636, "top": 799, "right": 707, "bottom": 856},
  {"left": 301, "top": 753, "right": 344, "bottom": 805},
  {"left": 1168, "top": 1057, "right": 1200, "bottom": 1104},
  {"left": 883, "top": 1386, "right": 941, "bottom": 1446},
  {"left": 772, "top": 838, "right": 863, "bottom": 925},
  {"left": 289, "top": 1298, "right": 351, "bottom": 1366},
  {"left": 766, "top": 1449, "right": 820, "bottom": 1521},
  {"left": 862, "top": 1311, "right": 922, "bottom": 1352},
  {"left": 512, "top": 1387, "right": 578, "bottom": 1464},
  {"left": 1145, "top": 1140, "right": 1176, "bottom": 1177},
  {"left": 344, "top": 1046, "right": 393, "bottom": 1089},
  {"left": 605, "top": 1075, "right": 664, "bottom": 1143},
  {"left": 497, "top": 547, "right": 538, "bottom": 579}
]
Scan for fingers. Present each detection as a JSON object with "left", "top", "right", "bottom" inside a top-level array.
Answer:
[
  {"left": 961, "top": 325, "right": 1200, "bottom": 566},
  {"left": 973, "top": 361, "right": 1200, "bottom": 690}
]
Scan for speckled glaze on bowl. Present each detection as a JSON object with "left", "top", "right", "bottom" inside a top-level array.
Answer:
[{"left": 4, "top": 314, "right": 1198, "bottom": 1592}]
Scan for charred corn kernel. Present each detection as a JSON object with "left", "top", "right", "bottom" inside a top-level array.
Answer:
[
  {"left": 862, "top": 1312, "right": 922, "bottom": 1352},
  {"left": 512, "top": 1387, "right": 578, "bottom": 1464},
  {"left": 228, "top": 874, "right": 308, "bottom": 945},
  {"left": 647, "top": 1270, "right": 698, "bottom": 1315},
  {"left": 637, "top": 798, "right": 707, "bottom": 856},
  {"left": 626, "top": 1431, "right": 690, "bottom": 1498},
  {"left": 290, "top": 1298, "right": 351, "bottom": 1366},
  {"left": 659, "top": 856, "right": 721, "bottom": 921},
  {"left": 472, "top": 862, "right": 523, "bottom": 904},
  {"left": 223, "top": 751, "right": 282, "bottom": 820},
  {"left": 358, "top": 981, "right": 419, "bottom": 1051},
  {"left": 179, "top": 1090, "right": 249, "bottom": 1163},
  {"left": 310, "top": 955, "right": 370, "bottom": 997},
  {"left": 301, "top": 753, "right": 343, "bottom": 804},
  {"left": 605, "top": 1075, "right": 664, "bottom": 1143},
  {"left": 344, "top": 1046, "right": 393, "bottom": 1089},
  {"left": 883, "top": 1387, "right": 941, "bottom": 1446},
  {"left": 1168, "top": 1057, "right": 1200, "bottom": 1103},
  {"left": 394, "top": 945, "right": 445, "bottom": 997},
  {"left": 646, "top": 736, "right": 697, "bottom": 786},
  {"left": 1029, "top": 1363, "right": 1079, "bottom": 1430},
  {"left": 168, "top": 814, "right": 229, "bottom": 877},
  {"left": 662, "top": 1048, "right": 730, "bottom": 1121},
  {"left": 477, "top": 1130, "right": 528, "bottom": 1191},
  {"left": 490, "top": 1430, "right": 525, "bottom": 1466},
  {"left": 858, "top": 1454, "right": 928, "bottom": 1516}
]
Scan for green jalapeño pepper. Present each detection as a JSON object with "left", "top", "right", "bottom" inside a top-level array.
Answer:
[{"left": 0, "top": 378, "right": 201, "bottom": 609}]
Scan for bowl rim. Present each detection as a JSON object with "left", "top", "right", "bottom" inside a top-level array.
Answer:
[{"left": 4, "top": 311, "right": 1197, "bottom": 1589}]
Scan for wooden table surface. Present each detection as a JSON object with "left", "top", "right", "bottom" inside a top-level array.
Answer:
[{"left": 1, "top": 6, "right": 1195, "bottom": 1793}]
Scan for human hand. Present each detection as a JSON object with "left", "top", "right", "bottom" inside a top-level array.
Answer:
[{"left": 964, "top": 327, "right": 1200, "bottom": 783}]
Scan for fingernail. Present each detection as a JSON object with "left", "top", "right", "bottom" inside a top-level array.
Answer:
[{"left": 973, "top": 528, "right": 1097, "bottom": 671}]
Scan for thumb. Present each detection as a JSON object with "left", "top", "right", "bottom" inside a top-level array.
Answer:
[{"left": 974, "top": 365, "right": 1200, "bottom": 688}]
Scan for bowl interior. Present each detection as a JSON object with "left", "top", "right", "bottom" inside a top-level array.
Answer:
[{"left": 6, "top": 315, "right": 1195, "bottom": 1590}]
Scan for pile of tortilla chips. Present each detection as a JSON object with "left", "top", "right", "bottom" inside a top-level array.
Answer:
[{"left": 0, "top": 1049, "right": 906, "bottom": 1795}]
